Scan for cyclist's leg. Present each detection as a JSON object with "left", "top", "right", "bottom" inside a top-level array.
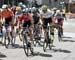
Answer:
[
  {"left": 6, "top": 17, "right": 13, "bottom": 45},
  {"left": 28, "top": 21, "right": 34, "bottom": 44}
]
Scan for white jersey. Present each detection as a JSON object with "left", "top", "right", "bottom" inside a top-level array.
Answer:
[{"left": 40, "top": 9, "right": 54, "bottom": 19}]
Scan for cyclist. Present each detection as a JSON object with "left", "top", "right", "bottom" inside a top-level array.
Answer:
[
  {"left": 55, "top": 10, "right": 64, "bottom": 36},
  {"left": 31, "top": 7, "right": 40, "bottom": 26},
  {"left": 2, "top": 4, "right": 14, "bottom": 46},
  {"left": 62, "top": 8, "right": 66, "bottom": 21},
  {"left": 51, "top": 7, "right": 57, "bottom": 17},
  {"left": 15, "top": 6, "right": 23, "bottom": 33},
  {"left": 40, "top": 5, "right": 54, "bottom": 44},
  {"left": 31, "top": 7, "right": 41, "bottom": 46},
  {"left": 18, "top": 9, "right": 34, "bottom": 46},
  {"left": 2, "top": 4, "right": 14, "bottom": 26},
  {"left": 11, "top": 6, "right": 16, "bottom": 15}
]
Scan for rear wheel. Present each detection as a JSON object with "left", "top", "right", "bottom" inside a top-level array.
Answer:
[{"left": 58, "top": 28, "right": 62, "bottom": 42}]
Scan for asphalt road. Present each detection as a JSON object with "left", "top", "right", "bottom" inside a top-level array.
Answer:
[{"left": 0, "top": 18, "right": 75, "bottom": 60}]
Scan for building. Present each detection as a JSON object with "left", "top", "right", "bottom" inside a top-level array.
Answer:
[
  {"left": 0, "top": 0, "right": 29, "bottom": 7},
  {"left": 0, "top": 0, "right": 75, "bottom": 13},
  {"left": 42, "top": 0, "right": 75, "bottom": 13},
  {"left": 0, "top": 0, "right": 3, "bottom": 8},
  {"left": 65, "top": 0, "right": 75, "bottom": 13}
]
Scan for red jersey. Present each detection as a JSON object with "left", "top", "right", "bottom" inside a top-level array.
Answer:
[{"left": 18, "top": 13, "right": 32, "bottom": 22}]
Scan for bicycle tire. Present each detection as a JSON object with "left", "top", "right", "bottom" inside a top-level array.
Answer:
[
  {"left": 58, "top": 28, "right": 62, "bottom": 41},
  {"left": 49, "top": 44, "right": 52, "bottom": 50},
  {"left": 43, "top": 39, "right": 48, "bottom": 52},
  {"left": 23, "top": 34, "right": 29, "bottom": 56}
]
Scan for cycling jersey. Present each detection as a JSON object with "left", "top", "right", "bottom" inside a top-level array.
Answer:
[
  {"left": 18, "top": 13, "right": 32, "bottom": 27},
  {"left": 55, "top": 13, "right": 63, "bottom": 19},
  {"left": 40, "top": 9, "right": 53, "bottom": 29},
  {"left": 32, "top": 13, "right": 40, "bottom": 24},
  {"left": 40, "top": 9, "right": 54, "bottom": 19},
  {"left": 2, "top": 9, "right": 13, "bottom": 19},
  {"left": 18, "top": 13, "right": 32, "bottom": 22}
]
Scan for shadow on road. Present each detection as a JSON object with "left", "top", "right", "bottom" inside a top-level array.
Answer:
[
  {"left": 62, "top": 36, "right": 72, "bottom": 38},
  {"left": 13, "top": 44, "right": 23, "bottom": 48},
  {"left": 62, "top": 39, "right": 75, "bottom": 42},
  {"left": 52, "top": 48, "right": 71, "bottom": 53},
  {"left": 0, "top": 59, "right": 2, "bottom": 60},
  {"left": 32, "top": 52, "right": 52, "bottom": 57},
  {"left": 0, "top": 52, "right": 7, "bottom": 58}
]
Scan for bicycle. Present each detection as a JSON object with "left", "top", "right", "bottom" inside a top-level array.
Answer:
[
  {"left": 54, "top": 22, "right": 63, "bottom": 42},
  {"left": 58, "top": 23, "right": 63, "bottom": 42},
  {"left": 33, "top": 23, "right": 42, "bottom": 46},
  {"left": 43, "top": 23, "right": 52, "bottom": 52},
  {"left": 22, "top": 26, "right": 34, "bottom": 57}
]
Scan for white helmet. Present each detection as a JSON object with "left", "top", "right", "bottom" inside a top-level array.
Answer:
[{"left": 2, "top": 4, "right": 8, "bottom": 9}]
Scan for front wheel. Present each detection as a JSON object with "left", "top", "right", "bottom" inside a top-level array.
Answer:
[
  {"left": 43, "top": 39, "right": 48, "bottom": 52},
  {"left": 23, "top": 41, "right": 29, "bottom": 56}
]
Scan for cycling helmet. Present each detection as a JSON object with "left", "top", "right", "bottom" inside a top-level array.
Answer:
[
  {"left": 22, "top": 8, "right": 29, "bottom": 14},
  {"left": 18, "top": 2, "right": 23, "bottom": 6},
  {"left": 41, "top": 5, "right": 48, "bottom": 11},
  {"left": 21, "top": 4, "right": 26, "bottom": 9},
  {"left": 16, "top": 6, "right": 21, "bottom": 11},
  {"left": 31, "top": 7, "right": 37, "bottom": 13},
  {"left": 2, "top": 4, "right": 8, "bottom": 9}
]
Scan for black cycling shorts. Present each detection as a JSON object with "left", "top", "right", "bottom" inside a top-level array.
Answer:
[
  {"left": 5, "top": 16, "right": 13, "bottom": 25},
  {"left": 43, "top": 17, "right": 52, "bottom": 29},
  {"left": 23, "top": 21, "right": 31, "bottom": 27}
]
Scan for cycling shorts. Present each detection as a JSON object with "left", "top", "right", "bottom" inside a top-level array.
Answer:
[
  {"left": 5, "top": 16, "right": 13, "bottom": 25},
  {"left": 43, "top": 17, "right": 52, "bottom": 29},
  {"left": 57, "top": 18, "right": 64, "bottom": 26},
  {"left": 23, "top": 21, "right": 31, "bottom": 28}
]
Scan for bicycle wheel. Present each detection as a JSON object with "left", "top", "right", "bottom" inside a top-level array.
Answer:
[
  {"left": 43, "top": 39, "right": 48, "bottom": 52},
  {"left": 23, "top": 34, "right": 29, "bottom": 56},
  {"left": 49, "top": 44, "right": 52, "bottom": 50},
  {"left": 4, "top": 36, "right": 10, "bottom": 48},
  {"left": 58, "top": 28, "right": 62, "bottom": 42}
]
